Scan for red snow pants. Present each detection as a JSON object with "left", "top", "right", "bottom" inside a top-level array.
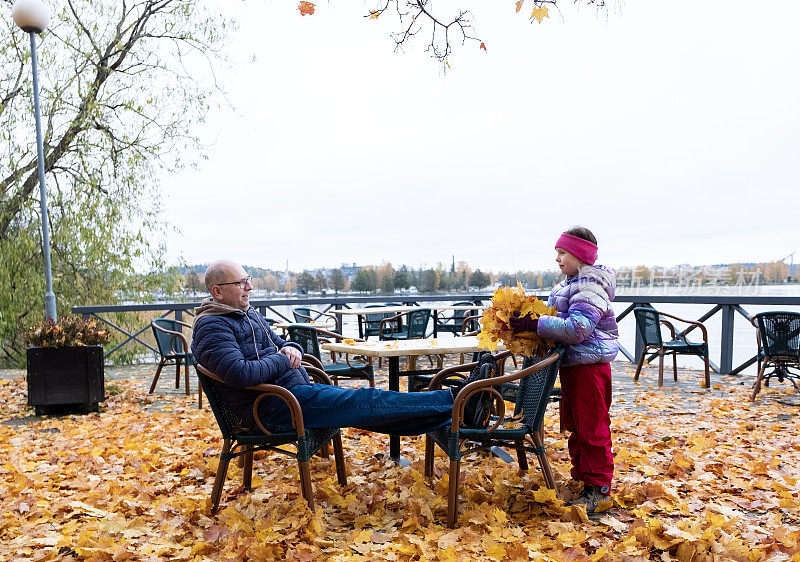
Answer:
[{"left": 559, "top": 362, "right": 613, "bottom": 488}]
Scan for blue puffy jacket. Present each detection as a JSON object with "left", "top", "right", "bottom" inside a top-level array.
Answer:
[
  {"left": 537, "top": 265, "right": 619, "bottom": 366},
  {"left": 191, "top": 299, "right": 308, "bottom": 429}
]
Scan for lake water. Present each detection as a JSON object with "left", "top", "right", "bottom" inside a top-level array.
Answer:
[{"left": 262, "top": 285, "right": 800, "bottom": 377}]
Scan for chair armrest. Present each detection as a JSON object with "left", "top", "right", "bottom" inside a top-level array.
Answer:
[
  {"left": 151, "top": 322, "right": 190, "bottom": 353},
  {"left": 302, "top": 354, "right": 325, "bottom": 371},
  {"left": 461, "top": 315, "right": 481, "bottom": 335},
  {"left": 659, "top": 319, "right": 677, "bottom": 339},
  {"left": 657, "top": 312, "right": 709, "bottom": 343},
  {"left": 195, "top": 363, "right": 307, "bottom": 436},
  {"left": 425, "top": 350, "right": 513, "bottom": 390},
  {"left": 379, "top": 312, "right": 406, "bottom": 337},
  {"left": 302, "top": 364, "right": 335, "bottom": 385},
  {"left": 313, "top": 310, "right": 341, "bottom": 332}
]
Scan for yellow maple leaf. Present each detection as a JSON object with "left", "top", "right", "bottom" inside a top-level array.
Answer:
[
  {"left": 531, "top": 5, "right": 549, "bottom": 23},
  {"left": 369, "top": 10, "right": 380, "bottom": 19}
]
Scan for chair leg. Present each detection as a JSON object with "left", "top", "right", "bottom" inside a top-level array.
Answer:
[
  {"left": 149, "top": 360, "right": 165, "bottom": 394},
  {"left": 332, "top": 434, "right": 348, "bottom": 486},
  {"left": 319, "top": 442, "right": 330, "bottom": 459},
  {"left": 446, "top": 459, "right": 461, "bottom": 528},
  {"left": 514, "top": 440, "right": 528, "bottom": 471},
  {"left": 424, "top": 435, "right": 435, "bottom": 478},
  {"left": 197, "top": 375, "right": 203, "bottom": 409},
  {"left": 704, "top": 352, "right": 711, "bottom": 389},
  {"left": 633, "top": 351, "right": 646, "bottom": 382},
  {"left": 530, "top": 432, "right": 557, "bottom": 491},
  {"left": 175, "top": 358, "right": 182, "bottom": 389},
  {"left": 750, "top": 364, "right": 767, "bottom": 401},
  {"left": 185, "top": 361, "right": 191, "bottom": 395},
  {"left": 210, "top": 439, "right": 233, "bottom": 514},
  {"left": 673, "top": 353, "right": 678, "bottom": 381},
  {"left": 298, "top": 460, "right": 315, "bottom": 510},
  {"left": 658, "top": 351, "right": 665, "bottom": 387},
  {"left": 242, "top": 445, "right": 254, "bottom": 490}
]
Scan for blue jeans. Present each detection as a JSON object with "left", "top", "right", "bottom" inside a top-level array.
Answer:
[{"left": 259, "top": 384, "right": 454, "bottom": 436}]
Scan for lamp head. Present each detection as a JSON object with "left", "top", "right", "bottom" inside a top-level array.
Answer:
[{"left": 12, "top": 0, "right": 50, "bottom": 34}]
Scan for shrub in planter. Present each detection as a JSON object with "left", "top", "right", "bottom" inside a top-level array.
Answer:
[{"left": 25, "top": 317, "right": 111, "bottom": 415}]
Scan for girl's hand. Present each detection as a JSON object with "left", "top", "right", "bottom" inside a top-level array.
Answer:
[{"left": 509, "top": 311, "right": 538, "bottom": 334}]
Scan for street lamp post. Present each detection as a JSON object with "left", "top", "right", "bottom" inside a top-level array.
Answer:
[{"left": 12, "top": 0, "right": 56, "bottom": 322}]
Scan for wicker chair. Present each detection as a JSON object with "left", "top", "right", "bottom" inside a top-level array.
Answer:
[
  {"left": 424, "top": 347, "right": 564, "bottom": 528},
  {"left": 150, "top": 318, "right": 201, "bottom": 407},
  {"left": 195, "top": 363, "right": 347, "bottom": 513},
  {"left": 379, "top": 308, "right": 431, "bottom": 341},
  {"left": 287, "top": 325, "right": 375, "bottom": 387},
  {"left": 362, "top": 303, "right": 403, "bottom": 340},
  {"left": 435, "top": 301, "right": 480, "bottom": 336},
  {"left": 633, "top": 307, "right": 710, "bottom": 388},
  {"left": 749, "top": 311, "right": 800, "bottom": 401}
]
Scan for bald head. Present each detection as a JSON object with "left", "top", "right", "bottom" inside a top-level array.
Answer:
[
  {"left": 204, "top": 259, "right": 244, "bottom": 292},
  {"left": 204, "top": 260, "right": 253, "bottom": 310}
]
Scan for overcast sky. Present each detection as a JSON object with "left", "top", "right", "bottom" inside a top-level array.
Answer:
[{"left": 162, "top": 0, "right": 800, "bottom": 273}]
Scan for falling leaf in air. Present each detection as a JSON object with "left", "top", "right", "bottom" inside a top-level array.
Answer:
[
  {"left": 479, "top": 42, "right": 487, "bottom": 52},
  {"left": 531, "top": 5, "right": 549, "bottom": 23},
  {"left": 298, "top": 1, "right": 315, "bottom": 16},
  {"left": 515, "top": 0, "right": 525, "bottom": 13}
]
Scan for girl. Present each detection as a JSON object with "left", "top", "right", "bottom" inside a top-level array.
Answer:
[{"left": 510, "top": 226, "right": 619, "bottom": 513}]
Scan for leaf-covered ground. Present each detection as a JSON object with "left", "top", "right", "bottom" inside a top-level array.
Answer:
[{"left": 0, "top": 362, "right": 799, "bottom": 561}]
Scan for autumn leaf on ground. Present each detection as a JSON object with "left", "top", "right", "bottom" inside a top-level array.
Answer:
[
  {"left": 298, "top": 1, "right": 315, "bottom": 16},
  {"left": 531, "top": 5, "right": 549, "bottom": 23}
]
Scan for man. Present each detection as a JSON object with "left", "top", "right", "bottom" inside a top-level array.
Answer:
[{"left": 191, "top": 260, "right": 494, "bottom": 435}]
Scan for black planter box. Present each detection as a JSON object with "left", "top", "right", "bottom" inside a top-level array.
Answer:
[{"left": 26, "top": 345, "right": 105, "bottom": 415}]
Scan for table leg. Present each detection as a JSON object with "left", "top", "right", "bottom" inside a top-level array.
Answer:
[
  {"left": 433, "top": 310, "right": 438, "bottom": 338},
  {"left": 388, "top": 356, "right": 410, "bottom": 466}
]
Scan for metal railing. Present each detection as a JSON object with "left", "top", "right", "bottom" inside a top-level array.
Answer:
[{"left": 74, "top": 293, "right": 800, "bottom": 374}]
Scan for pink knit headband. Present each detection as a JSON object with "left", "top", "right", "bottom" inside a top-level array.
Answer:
[{"left": 555, "top": 233, "right": 598, "bottom": 265}]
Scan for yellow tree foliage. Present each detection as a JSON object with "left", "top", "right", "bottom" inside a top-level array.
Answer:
[{"left": 478, "top": 283, "right": 555, "bottom": 356}]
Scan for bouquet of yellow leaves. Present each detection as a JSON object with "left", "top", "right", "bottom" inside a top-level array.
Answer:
[{"left": 477, "top": 282, "right": 556, "bottom": 357}]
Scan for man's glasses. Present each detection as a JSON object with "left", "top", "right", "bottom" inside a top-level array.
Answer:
[{"left": 215, "top": 276, "right": 252, "bottom": 289}]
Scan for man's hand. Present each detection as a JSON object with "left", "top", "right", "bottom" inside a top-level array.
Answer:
[{"left": 280, "top": 346, "right": 303, "bottom": 369}]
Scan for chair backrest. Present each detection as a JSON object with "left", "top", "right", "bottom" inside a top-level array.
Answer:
[
  {"left": 196, "top": 366, "right": 251, "bottom": 439},
  {"left": 514, "top": 346, "right": 565, "bottom": 433},
  {"left": 633, "top": 306, "right": 663, "bottom": 347},
  {"left": 287, "top": 325, "right": 322, "bottom": 360},
  {"left": 755, "top": 312, "right": 800, "bottom": 359},
  {"left": 436, "top": 301, "right": 478, "bottom": 330},
  {"left": 292, "top": 307, "right": 312, "bottom": 323},
  {"left": 405, "top": 308, "right": 431, "bottom": 338},
  {"left": 151, "top": 318, "right": 185, "bottom": 356}
]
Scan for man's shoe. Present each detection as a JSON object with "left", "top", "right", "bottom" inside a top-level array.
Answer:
[
  {"left": 570, "top": 484, "right": 611, "bottom": 514},
  {"left": 453, "top": 354, "right": 497, "bottom": 428}
]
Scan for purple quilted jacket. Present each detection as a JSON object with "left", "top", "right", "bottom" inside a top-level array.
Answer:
[{"left": 537, "top": 265, "right": 619, "bottom": 366}]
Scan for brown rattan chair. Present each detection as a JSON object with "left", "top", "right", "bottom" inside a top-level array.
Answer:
[
  {"left": 423, "top": 347, "right": 564, "bottom": 528},
  {"left": 633, "top": 307, "right": 711, "bottom": 388},
  {"left": 195, "top": 363, "right": 347, "bottom": 513}
]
